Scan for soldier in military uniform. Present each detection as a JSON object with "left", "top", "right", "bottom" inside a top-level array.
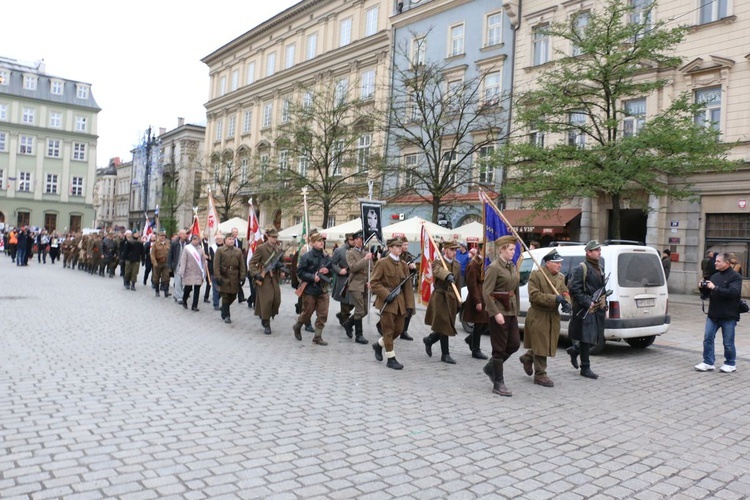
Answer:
[
  {"left": 248, "top": 228, "right": 285, "bottom": 334},
  {"left": 344, "top": 230, "right": 372, "bottom": 345},
  {"left": 292, "top": 232, "right": 332, "bottom": 345},
  {"left": 370, "top": 237, "right": 415, "bottom": 369},
  {"left": 519, "top": 249, "right": 572, "bottom": 388},
  {"left": 424, "top": 241, "right": 462, "bottom": 364},
  {"left": 102, "top": 231, "right": 119, "bottom": 278},
  {"left": 213, "top": 233, "right": 246, "bottom": 324},
  {"left": 481, "top": 235, "right": 521, "bottom": 397},
  {"left": 121, "top": 231, "right": 144, "bottom": 290},
  {"left": 331, "top": 233, "right": 354, "bottom": 328},
  {"left": 150, "top": 230, "right": 172, "bottom": 297},
  {"left": 463, "top": 247, "right": 489, "bottom": 360}
]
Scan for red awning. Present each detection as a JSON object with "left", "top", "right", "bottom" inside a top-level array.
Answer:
[{"left": 502, "top": 209, "right": 581, "bottom": 232}]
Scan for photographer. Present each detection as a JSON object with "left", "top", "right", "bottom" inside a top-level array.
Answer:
[{"left": 695, "top": 252, "right": 742, "bottom": 373}]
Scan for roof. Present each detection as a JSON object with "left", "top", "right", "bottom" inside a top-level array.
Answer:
[{"left": 502, "top": 208, "right": 581, "bottom": 228}]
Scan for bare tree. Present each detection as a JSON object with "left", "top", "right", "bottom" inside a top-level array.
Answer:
[{"left": 200, "top": 152, "right": 256, "bottom": 221}]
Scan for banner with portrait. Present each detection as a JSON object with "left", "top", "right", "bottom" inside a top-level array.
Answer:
[{"left": 360, "top": 200, "right": 384, "bottom": 247}]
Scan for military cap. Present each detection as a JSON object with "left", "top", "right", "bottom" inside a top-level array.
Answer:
[
  {"left": 443, "top": 241, "right": 460, "bottom": 250},
  {"left": 400, "top": 236, "right": 409, "bottom": 243},
  {"left": 352, "top": 229, "right": 363, "bottom": 239},
  {"left": 345, "top": 232, "right": 355, "bottom": 240},
  {"left": 495, "top": 235, "right": 517, "bottom": 247},
  {"left": 543, "top": 250, "right": 564, "bottom": 262},
  {"left": 159, "top": 228, "right": 167, "bottom": 234},
  {"left": 585, "top": 240, "right": 601, "bottom": 251},
  {"left": 265, "top": 227, "right": 279, "bottom": 237},
  {"left": 309, "top": 232, "right": 325, "bottom": 243},
  {"left": 386, "top": 237, "right": 403, "bottom": 247}
]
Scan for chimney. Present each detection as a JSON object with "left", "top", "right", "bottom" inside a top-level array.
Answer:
[
  {"left": 36, "top": 59, "right": 46, "bottom": 74},
  {"left": 159, "top": 127, "right": 166, "bottom": 136},
  {"left": 178, "top": 117, "right": 185, "bottom": 127}
]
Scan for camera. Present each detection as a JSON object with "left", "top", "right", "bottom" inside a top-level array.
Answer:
[{"left": 699, "top": 280, "right": 711, "bottom": 300}]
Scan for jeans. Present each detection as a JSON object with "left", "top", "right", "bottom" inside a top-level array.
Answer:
[
  {"left": 16, "top": 248, "right": 27, "bottom": 266},
  {"left": 212, "top": 284, "right": 221, "bottom": 309},
  {"left": 703, "top": 317, "right": 737, "bottom": 366}
]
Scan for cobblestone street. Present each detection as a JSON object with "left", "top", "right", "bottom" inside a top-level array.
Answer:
[{"left": 2, "top": 260, "right": 749, "bottom": 499}]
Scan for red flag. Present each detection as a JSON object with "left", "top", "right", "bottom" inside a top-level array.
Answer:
[
  {"left": 246, "top": 199, "right": 263, "bottom": 264},
  {"left": 419, "top": 224, "right": 438, "bottom": 305},
  {"left": 144, "top": 213, "right": 153, "bottom": 240},
  {"left": 190, "top": 215, "right": 201, "bottom": 237}
]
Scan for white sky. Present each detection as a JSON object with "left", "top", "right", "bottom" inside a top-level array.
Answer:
[{"left": 0, "top": 0, "right": 299, "bottom": 167}]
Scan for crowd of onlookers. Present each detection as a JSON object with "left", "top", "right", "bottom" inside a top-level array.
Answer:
[{"left": 2, "top": 226, "right": 63, "bottom": 266}]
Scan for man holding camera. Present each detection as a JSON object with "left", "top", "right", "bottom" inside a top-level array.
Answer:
[{"left": 695, "top": 252, "right": 742, "bottom": 373}]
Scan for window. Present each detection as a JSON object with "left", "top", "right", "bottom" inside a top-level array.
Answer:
[
  {"left": 340, "top": 18, "right": 352, "bottom": 47},
  {"left": 0, "top": 132, "right": 6, "bottom": 152},
  {"left": 572, "top": 11, "right": 589, "bottom": 56},
  {"left": 227, "top": 116, "right": 236, "bottom": 138},
  {"left": 0, "top": 104, "right": 6, "bottom": 120},
  {"left": 281, "top": 98, "right": 290, "bottom": 123},
  {"left": 360, "top": 70, "right": 375, "bottom": 100},
  {"left": 568, "top": 111, "right": 587, "bottom": 147},
  {"left": 46, "top": 173, "right": 58, "bottom": 194},
  {"left": 45, "top": 213, "right": 57, "bottom": 232},
  {"left": 441, "top": 150, "right": 457, "bottom": 185},
  {"left": 630, "top": 0, "right": 653, "bottom": 35},
  {"left": 263, "top": 103, "right": 273, "bottom": 128},
  {"left": 0, "top": 169, "right": 4, "bottom": 189},
  {"left": 694, "top": 86, "right": 722, "bottom": 132},
  {"left": 215, "top": 119, "right": 223, "bottom": 141},
  {"left": 486, "top": 13, "right": 503, "bottom": 47},
  {"left": 243, "top": 110, "right": 252, "bottom": 134},
  {"left": 484, "top": 71, "right": 501, "bottom": 105},
  {"left": 306, "top": 33, "right": 317, "bottom": 60},
  {"left": 285, "top": 44, "right": 295, "bottom": 69},
  {"left": 449, "top": 24, "right": 465, "bottom": 57},
  {"left": 0, "top": 70, "right": 8, "bottom": 85},
  {"left": 49, "top": 111, "right": 62, "bottom": 128},
  {"left": 73, "top": 143, "right": 86, "bottom": 161},
  {"left": 293, "top": 215, "right": 303, "bottom": 225},
  {"left": 623, "top": 98, "right": 646, "bottom": 137},
  {"left": 23, "top": 107, "right": 35, "bottom": 124},
  {"left": 356, "top": 134, "right": 371, "bottom": 173},
  {"left": 75, "top": 116, "right": 87, "bottom": 132},
  {"left": 446, "top": 80, "right": 463, "bottom": 112},
  {"left": 260, "top": 154, "right": 270, "bottom": 178},
  {"left": 412, "top": 36, "right": 426, "bottom": 66},
  {"left": 20, "top": 135, "right": 34, "bottom": 155},
  {"left": 279, "top": 150, "right": 289, "bottom": 172},
  {"left": 23, "top": 75, "right": 37, "bottom": 90},
  {"left": 335, "top": 78, "right": 349, "bottom": 104},
  {"left": 47, "top": 139, "right": 61, "bottom": 158},
  {"left": 404, "top": 154, "right": 418, "bottom": 187},
  {"left": 366, "top": 6, "right": 379, "bottom": 36},
  {"left": 76, "top": 85, "right": 89, "bottom": 99},
  {"left": 51, "top": 80, "right": 64, "bottom": 95},
  {"left": 71, "top": 177, "right": 83, "bottom": 196},
  {"left": 19, "top": 171, "right": 32, "bottom": 191},
  {"left": 212, "top": 164, "right": 219, "bottom": 190},
  {"left": 478, "top": 146, "right": 495, "bottom": 184},
  {"left": 18, "top": 211, "right": 31, "bottom": 227},
  {"left": 699, "top": 0, "right": 727, "bottom": 24},
  {"left": 219, "top": 76, "right": 226, "bottom": 96},
  {"left": 266, "top": 52, "right": 276, "bottom": 77},
  {"left": 247, "top": 62, "right": 256, "bottom": 85},
  {"left": 298, "top": 155, "right": 308, "bottom": 177},
  {"left": 69, "top": 215, "right": 81, "bottom": 232},
  {"left": 240, "top": 157, "right": 249, "bottom": 184},
  {"left": 231, "top": 70, "right": 239, "bottom": 91},
  {"left": 302, "top": 91, "right": 313, "bottom": 110},
  {"left": 533, "top": 26, "right": 550, "bottom": 65},
  {"left": 332, "top": 140, "right": 345, "bottom": 176},
  {"left": 529, "top": 121, "right": 545, "bottom": 147},
  {"left": 327, "top": 215, "right": 336, "bottom": 228}
]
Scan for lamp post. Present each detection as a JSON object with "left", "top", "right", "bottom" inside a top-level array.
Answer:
[{"left": 142, "top": 126, "right": 159, "bottom": 227}]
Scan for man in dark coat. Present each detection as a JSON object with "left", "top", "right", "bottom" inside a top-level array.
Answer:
[
  {"left": 169, "top": 229, "right": 188, "bottom": 304},
  {"left": 248, "top": 228, "right": 285, "bottom": 334},
  {"left": 121, "top": 231, "right": 144, "bottom": 290},
  {"left": 463, "top": 248, "right": 489, "bottom": 360},
  {"left": 292, "top": 232, "right": 332, "bottom": 345},
  {"left": 213, "top": 233, "right": 246, "bottom": 324},
  {"left": 567, "top": 240, "right": 606, "bottom": 379},
  {"left": 424, "top": 241, "right": 462, "bottom": 364},
  {"left": 331, "top": 233, "right": 354, "bottom": 328}
]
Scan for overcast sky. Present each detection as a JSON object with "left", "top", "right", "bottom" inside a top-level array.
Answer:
[{"left": 0, "top": 0, "right": 299, "bottom": 167}]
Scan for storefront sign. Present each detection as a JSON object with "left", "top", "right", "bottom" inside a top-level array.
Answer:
[{"left": 669, "top": 237, "right": 680, "bottom": 244}]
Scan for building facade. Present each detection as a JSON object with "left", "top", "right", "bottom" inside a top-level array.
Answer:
[
  {"left": 202, "top": 0, "right": 391, "bottom": 230},
  {"left": 0, "top": 57, "right": 100, "bottom": 232},
  {"left": 93, "top": 158, "right": 119, "bottom": 229},
  {"left": 511, "top": 0, "right": 750, "bottom": 293}
]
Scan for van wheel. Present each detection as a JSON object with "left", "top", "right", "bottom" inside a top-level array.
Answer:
[
  {"left": 589, "top": 336, "right": 606, "bottom": 355},
  {"left": 461, "top": 319, "right": 474, "bottom": 334},
  {"left": 626, "top": 336, "right": 656, "bottom": 349}
]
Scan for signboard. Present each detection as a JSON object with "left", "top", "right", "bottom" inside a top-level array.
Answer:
[
  {"left": 670, "top": 220, "right": 679, "bottom": 227},
  {"left": 668, "top": 237, "right": 680, "bottom": 244},
  {"left": 739, "top": 200, "right": 747, "bottom": 209}
]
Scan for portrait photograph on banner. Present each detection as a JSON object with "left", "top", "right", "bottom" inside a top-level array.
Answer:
[{"left": 360, "top": 201, "right": 383, "bottom": 246}]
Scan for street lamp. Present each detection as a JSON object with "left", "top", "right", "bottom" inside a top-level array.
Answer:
[{"left": 142, "top": 126, "right": 160, "bottom": 223}]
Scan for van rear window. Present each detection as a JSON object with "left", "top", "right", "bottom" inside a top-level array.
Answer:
[{"left": 617, "top": 253, "right": 665, "bottom": 287}]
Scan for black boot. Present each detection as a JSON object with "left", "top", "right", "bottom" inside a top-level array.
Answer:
[
  {"left": 163, "top": 285, "right": 171, "bottom": 298},
  {"left": 220, "top": 303, "right": 227, "bottom": 320},
  {"left": 578, "top": 342, "right": 596, "bottom": 378},
  {"left": 386, "top": 357, "right": 404, "bottom": 370},
  {"left": 262, "top": 319, "right": 272, "bottom": 335},
  {"left": 400, "top": 315, "right": 413, "bottom": 340},
  {"left": 293, "top": 322, "right": 303, "bottom": 341},
  {"left": 567, "top": 343, "right": 580, "bottom": 369},
  {"left": 483, "top": 359, "right": 495, "bottom": 382},
  {"left": 224, "top": 307, "right": 232, "bottom": 324},
  {"left": 182, "top": 290, "right": 189, "bottom": 309},
  {"left": 305, "top": 322, "right": 315, "bottom": 333},
  {"left": 343, "top": 318, "right": 354, "bottom": 339},
  {"left": 423, "top": 332, "right": 439, "bottom": 357},
  {"left": 469, "top": 325, "right": 488, "bottom": 359},
  {"left": 492, "top": 359, "right": 512, "bottom": 396},
  {"left": 154, "top": 287, "right": 160, "bottom": 297},
  {"left": 580, "top": 367, "right": 599, "bottom": 379},
  {"left": 372, "top": 341, "right": 383, "bottom": 362},
  {"left": 440, "top": 336, "right": 456, "bottom": 364},
  {"left": 130, "top": 282, "right": 136, "bottom": 291},
  {"left": 354, "top": 319, "right": 368, "bottom": 344}
]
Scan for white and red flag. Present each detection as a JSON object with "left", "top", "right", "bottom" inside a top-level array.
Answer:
[
  {"left": 246, "top": 198, "right": 263, "bottom": 265},
  {"left": 190, "top": 213, "right": 201, "bottom": 237},
  {"left": 419, "top": 223, "right": 438, "bottom": 305},
  {"left": 205, "top": 190, "right": 221, "bottom": 244}
]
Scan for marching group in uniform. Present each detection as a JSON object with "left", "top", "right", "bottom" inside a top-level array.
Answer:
[{"left": 4, "top": 223, "right": 608, "bottom": 396}]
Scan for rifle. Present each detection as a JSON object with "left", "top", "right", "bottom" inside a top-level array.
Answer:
[
  {"left": 294, "top": 255, "right": 333, "bottom": 297},
  {"left": 578, "top": 272, "right": 612, "bottom": 319},
  {"left": 378, "top": 253, "right": 421, "bottom": 315},
  {"left": 255, "top": 248, "right": 287, "bottom": 285}
]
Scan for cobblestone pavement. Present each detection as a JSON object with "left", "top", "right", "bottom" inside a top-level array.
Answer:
[{"left": 2, "top": 260, "right": 749, "bottom": 499}]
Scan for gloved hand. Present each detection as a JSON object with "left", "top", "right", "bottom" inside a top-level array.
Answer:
[
  {"left": 555, "top": 295, "right": 566, "bottom": 304},
  {"left": 560, "top": 302, "right": 572, "bottom": 314},
  {"left": 240, "top": 278, "right": 246, "bottom": 287},
  {"left": 445, "top": 273, "right": 455, "bottom": 284},
  {"left": 256, "top": 275, "right": 264, "bottom": 283},
  {"left": 597, "top": 296, "right": 607, "bottom": 309},
  {"left": 406, "top": 308, "right": 414, "bottom": 317}
]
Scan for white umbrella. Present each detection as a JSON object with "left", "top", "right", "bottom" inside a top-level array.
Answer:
[
  {"left": 451, "top": 221, "right": 483, "bottom": 243},
  {"left": 320, "top": 218, "right": 363, "bottom": 242},
  {"left": 277, "top": 222, "right": 304, "bottom": 242},
  {"left": 218, "top": 217, "right": 248, "bottom": 238},
  {"left": 382, "top": 216, "right": 453, "bottom": 242}
]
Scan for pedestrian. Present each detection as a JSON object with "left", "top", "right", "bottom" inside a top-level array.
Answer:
[
  {"left": 370, "top": 237, "right": 415, "bottom": 369},
  {"left": 202, "top": 234, "right": 212, "bottom": 303},
  {"left": 213, "top": 233, "right": 246, "bottom": 324},
  {"left": 519, "top": 250, "right": 572, "bottom": 387},
  {"left": 150, "top": 230, "right": 172, "bottom": 297},
  {"left": 9, "top": 228, "right": 18, "bottom": 263},
  {"left": 180, "top": 234, "right": 209, "bottom": 312},
  {"left": 208, "top": 234, "right": 224, "bottom": 310},
  {"left": 169, "top": 229, "right": 188, "bottom": 304},
  {"left": 567, "top": 240, "right": 606, "bottom": 380},
  {"left": 248, "top": 228, "right": 285, "bottom": 334},
  {"left": 49, "top": 232, "right": 61, "bottom": 264},
  {"left": 481, "top": 235, "right": 521, "bottom": 396},
  {"left": 331, "top": 233, "right": 354, "bottom": 328},
  {"left": 37, "top": 230, "right": 50, "bottom": 264},
  {"left": 455, "top": 242, "right": 471, "bottom": 285},
  {"left": 423, "top": 241, "right": 462, "bottom": 365},
  {"left": 695, "top": 252, "right": 742, "bottom": 373},
  {"left": 142, "top": 233, "right": 155, "bottom": 284},
  {"left": 292, "top": 232, "right": 332, "bottom": 345},
  {"left": 729, "top": 252, "right": 742, "bottom": 275},
  {"left": 662, "top": 249, "right": 671, "bottom": 280},
  {"left": 701, "top": 250, "right": 716, "bottom": 280},
  {"left": 344, "top": 229, "right": 372, "bottom": 345},
  {"left": 121, "top": 231, "right": 144, "bottom": 290},
  {"left": 462, "top": 247, "right": 489, "bottom": 360}
]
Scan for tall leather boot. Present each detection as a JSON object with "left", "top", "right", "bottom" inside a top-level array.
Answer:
[
  {"left": 220, "top": 303, "right": 227, "bottom": 320},
  {"left": 312, "top": 328, "right": 328, "bottom": 346},
  {"left": 483, "top": 359, "right": 495, "bottom": 382},
  {"left": 262, "top": 319, "right": 272, "bottom": 335},
  {"left": 224, "top": 304, "right": 232, "bottom": 324},
  {"left": 163, "top": 285, "right": 171, "bottom": 298},
  {"left": 292, "top": 322, "right": 303, "bottom": 341},
  {"left": 579, "top": 342, "right": 598, "bottom": 379},
  {"left": 566, "top": 342, "right": 580, "bottom": 369},
  {"left": 354, "top": 318, "right": 368, "bottom": 345},
  {"left": 154, "top": 286, "right": 160, "bottom": 297},
  {"left": 470, "top": 324, "right": 488, "bottom": 359},
  {"left": 492, "top": 358, "right": 512, "bottom": 397},
  {"left": 400, "top": 315, "right": 414, "bottom": 341},
  {"left": 343, "top": 317, "right": 354, "bottom": 338},
  {"left": 423, "top": 332, "right": 440, "bottom": 357},
  {"left": 440, "top": 335, "right": 455, "bottom": 364}
]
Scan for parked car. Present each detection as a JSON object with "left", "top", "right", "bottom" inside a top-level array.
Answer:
[{"left": 461, "top": 241, "right": 671, "bottom": 354}]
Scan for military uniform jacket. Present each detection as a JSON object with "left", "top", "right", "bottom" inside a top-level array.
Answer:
[
  {"left": 568, "top": 259, "right": 605, "bottom": 345},
  {"left": 330, "top": 243, "right": 351, "bottom": 303},
  {"left": 424, "top": 258, "right": 461, "bottom": 336},
  {"left": 214, "top": 245, "right": 246, "bottom": 295},
  {"left": 346, "top": 247, "right": 371, "bottom": 293},
  {"left": 150, "top": 239, "right": 170, "bottom": 266},
  {"left": 524, "top": 267, "right": 570, "bottom": 357},
  {"left": 371, "top": 255, "right": 415, "bottom": 315},
  {"left": 463, "top": 256, "right": 488, "bottom": 325},
  {"left": 248, "top": 241, "right": 283, "bottom": 319},
  {"left": 297, "top": 248, "right": 332, "bottom": 296},
  {"left": 482, "top": 257, "right": 520, "bottom": 317}
]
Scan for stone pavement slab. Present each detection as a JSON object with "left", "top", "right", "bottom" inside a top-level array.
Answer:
[{"left": 1, "top": 259, "right": 749, "bottom": 498}]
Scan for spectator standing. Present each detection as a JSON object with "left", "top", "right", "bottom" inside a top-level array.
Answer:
[{"left": 662, "top": 249, "right": 671, "bottom": 280}]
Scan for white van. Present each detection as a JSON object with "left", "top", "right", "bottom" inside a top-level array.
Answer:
[{"left": 516, "top": 242, "right": 670, "bottom": 353}]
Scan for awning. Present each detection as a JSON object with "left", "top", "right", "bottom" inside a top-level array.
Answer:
[{"left": 502, "top": 209, "right": 581, "bottom": 233}]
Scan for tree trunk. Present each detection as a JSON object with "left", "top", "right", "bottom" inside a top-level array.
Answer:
[
  {"left": 431, "top": 197, "right": 441, "bottom": 224},
  {"left": 322, "top": 204, "right": 330, "bottom": 229},
  {"left": 610, "top": 193, "right": 621, "bottom": 240}
]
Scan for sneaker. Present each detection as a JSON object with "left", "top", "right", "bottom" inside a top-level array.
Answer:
[
  {"left": 719, "top": 364, "right": 736, "bottom": 373},
  {"left": 695, "top": 362, "right": 715, "bottom": 372}
]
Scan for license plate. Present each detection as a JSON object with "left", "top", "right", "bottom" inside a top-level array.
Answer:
[{"left": 636, "top": 298, "right": 655, "bottom": 307}]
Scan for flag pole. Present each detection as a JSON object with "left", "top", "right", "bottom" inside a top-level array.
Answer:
[
  {"left": 424, "top": 224, "right": 462, "bottom": 303},
  {"left": 480, "top": 191, "right": 486, "bottom": 282}
]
